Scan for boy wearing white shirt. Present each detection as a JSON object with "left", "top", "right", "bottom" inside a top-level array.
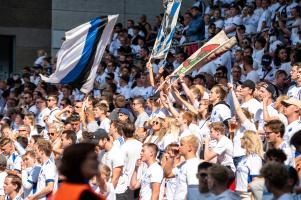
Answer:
[
  {"left": 164, "top": 134, "right": 201, "bottom": 200},
  {"left": 130, "top": 143, "right": 163, "bottom": 200},
  {"left": 29, "top": 140, "right": 57, "bottom": 200},
  {"left": 204, "top": 122, "right": 236, "bottom": 172}
]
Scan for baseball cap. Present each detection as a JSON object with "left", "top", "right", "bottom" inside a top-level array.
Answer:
[
  {"left": 261, "top": 54, "right": 272, "bottom": 66},
  {"left": 262, "top": 83, "right": 277, "bottom": 99},
  {"left": 281, "top": 98, "right": 301, "bottom": 109},
  {"left": 118, "top": 108, "right": 130, "bottom": 116},
  {"left": 91, "top": 128, "right": 109, "bottom": 141},
  {"left": 241, "top": 80, "right": 255, "bottom": 91}
]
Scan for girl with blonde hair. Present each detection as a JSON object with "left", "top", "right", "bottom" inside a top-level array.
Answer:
[
  {"left": 235, "top": 130, "right": 263, "bottom": 199},
  {"left": 160, "top": 117, "right": 180, "bottom": 150}
]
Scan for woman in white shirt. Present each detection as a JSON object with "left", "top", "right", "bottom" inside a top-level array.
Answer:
[
  {"left": 209, "top": 84, "right": 232, "bottom": 124},
  {"left": 23, "top": 113, "right": 38, "bottom": 137},
  {"left": 272, "top": 46, "right": 291, "bottom": 74},
  {"left": 161, "top": 117, "right": 180, "bottom": 150},
  {"left": 235, "top": 130, "right": 263, "bottom": 199}
]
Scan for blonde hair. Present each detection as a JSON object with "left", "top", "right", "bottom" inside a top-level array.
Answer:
[
  {"left": 99, "top": 164, "right": 111, "bottom": 181},
  {"left": 164, "top": 117, "right": 180, "bottom": 139},
  {"left": 146, "top": 117, "right": 166, "bottom": 144},
  {"left": 180, "top": 134, "right": 199, "bottom": 150},
  {"left": 241, "top": 130, "right": 264, "bottom": 159}
]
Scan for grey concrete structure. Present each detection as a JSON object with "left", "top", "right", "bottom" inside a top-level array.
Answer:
[{"left": 0, "top": 0, "right": 194, "bottom": 74}]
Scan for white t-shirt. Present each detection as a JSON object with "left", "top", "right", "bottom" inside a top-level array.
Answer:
[
  {"left": 47, "top": 107, "right": 60, "bottom": 124},
  {"left": 287, "top": 85, "right": 301, "bottom": 100},
  {"left": 210, "top": 103, "right": 231, "bottom": 123},
  {"left": 245, "top": 70, "right": 260, "bottom": 83},
  {"left": 99, "top": 118, "right": 111, "bottom": 133},
  {"left": 257, "top": 9, "right": 272, "bottom": 32},
  {"left": 22, "top": 165, "right": 41, "bottom": 198},
  {"left": 37, "top": 159, "right": 58, "bottom": 200},
  {"left": 121, "top": 139, "right": 142, "bottom": 187},
  {"left": 243, "top": 14, "right": 259, "bottom": 34},
  {"left": 284, "top": 120, "right": 301, "bottom": 143},
  {"left": 278, "top": 141, "right": 294, "bottom": 166},
  {"left": 135, "top": 112, "right": 149, "bottom": 129},
  {"left": 139, "top": 162, "right": 163, "bottom": 200},
  {"left": 36, "top": 108, "right": 50, "bottom": 127},
  {"left": 6, "top": 152, "right": 22, "bottom": 172},
  {"left": 235, "top": 154, "right": 262, "bottom": 192},
  {"left": 257, "top": 103, "right": 279, "bottom": 131},
  {"left": 172, "top": 157, "right": 200, "bottom": 200},
  {"left": 233, "top": 120, "right": 257, "bottom": 157},
  {"left": 100, "top": 146, "right": 127, "bottom": 194},
  {"left": 241, "top": 98, "right": 262, "bottom": 122},
  {"left": 0, "top": 171, "right": 7, "bottom": 196},
  {"left": 213, "top": 136, "right": 236, "bottom": 172}
]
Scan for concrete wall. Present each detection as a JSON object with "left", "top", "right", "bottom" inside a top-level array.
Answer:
[
  {"left": 0, "top": 0, "right": 51, "bottom": 71},
  {"left": 0, "top": 0, "right": 195, "bottom": 72},
  {"left": 51, "top": 0, "right": 194, "bottom": 55}
]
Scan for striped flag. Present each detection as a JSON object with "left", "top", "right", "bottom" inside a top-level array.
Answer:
[
  {"left": 40, "top": 15, "right": 118, "bottom": 93},
  {"left": 156, "top": 31, "right": 237, "bottom": 92},
  {"left": 150, "top": 0, "right": 181, "bottom": 61}
]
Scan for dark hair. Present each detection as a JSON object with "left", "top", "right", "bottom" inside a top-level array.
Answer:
[
  {"left": 265, "top": 149, "right": 287, "bottom": 163},
  {"left": 198, "top": 162, "right": 213, "bottom": 171},
  {"left": 6, "top": 174, "right": 22, "bottom": 192},
  {"left": 16, "top": 136, "right": 28, "bottom": 149},
  {"left": 62, "top": 130, "right": 77, "bottom": 145},
  {"left": 290, "top": 130, "right": 301, "bottom": 148},
  {"left": 59, "top": 143, "right": 97, "bottom": 183},
  {"left": 122, "top": 122, "right": 135, "bottom": 138},
  {"left": 264, "top": 119, "right": 285, "bottom": 137},
  {"left": 243, "top": 55, "right": 253, "bottom": 65}
]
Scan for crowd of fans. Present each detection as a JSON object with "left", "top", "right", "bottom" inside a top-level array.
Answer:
[{"left": 2, "top": 0, "right": 301, "bottom": 199}]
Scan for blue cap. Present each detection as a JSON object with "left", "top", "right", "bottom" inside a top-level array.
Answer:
[{"left": 118, "top": 108, "right": 130, "bottom": 116}]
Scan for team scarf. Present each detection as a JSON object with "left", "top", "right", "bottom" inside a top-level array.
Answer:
[{"left": 40, "top": 15, "right": 118, "bottom": 93}]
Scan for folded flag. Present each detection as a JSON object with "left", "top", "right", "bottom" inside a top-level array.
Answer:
[
  {"left": 156, "top": 31, "right": 237, "bottom": 92},
  {"left": 40, "top": 15, "right": 118, "bottom": 93},
  {"left": 150, "top": 0, "right": 181, "bottom": 61}
]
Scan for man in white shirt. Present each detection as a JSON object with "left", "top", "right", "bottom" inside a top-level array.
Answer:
[
  {"left": 204, "top": 122, "right": 236, "bottom": 172},
  {"left": 282, "top": 98, "right": 301, "bottom": 143},
  {"left": 287, "top": 63, "right": 301, "bottom": 100},
  {"left": 224, "top": 3, "right": 242, "bottom": 37},
  {"left": 164, "top": 134, "right": 202, "bottom": 200},
  {"left": 132, "top": 97, "right": 149, "bottom": 138},
  {"left": 240, "top": 80, "right": 263, "bottom": 122},
  {"left": 0, "top": 138, "right": 22, "bottom": 172},
  {"left": 93, "top": 103, "right": 110, "bottom": 133},
  {"left": 242, "top": 55, "right": 260, "bottom": 83},
  {"left": 44, "top": 95, "right": 60, "bottom": 127},
  {"left": 121, "top": 123, "right": 143, "bottom": 199},
  {"left": 264, "top": 120, "right": 294, "bottom": 166},
  {"left": 97, "top": 129, "right": 128, "bottom": 199},
  {"left": 28, "top": 139, "right": 57, "bottom": 200},
  {"left": 109, "top": 120, "right": 125, "bottom": 148},
  {"left": 35, "top": 96, "right": 50, "bottom": 129},
  {"left": 130, "top": 143, "right": 163, "bottom": 200},
  {"left": 258, "top": 54, "right": 276, "bottom": 82}
]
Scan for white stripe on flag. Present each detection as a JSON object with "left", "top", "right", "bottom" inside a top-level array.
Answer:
[
  {"left": 41, "top": 20, "right": 95, "bottom": 83},
  {"left": 81, "top": 15, "right": 118, "bottom": 93}
]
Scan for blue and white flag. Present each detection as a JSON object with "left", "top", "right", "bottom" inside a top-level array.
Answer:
[
  {"left": 40, "top": 15, "right": 118, "bottom": 93},
  {"left": 150, "top": 0, "right": 181, "bottom": 60}
]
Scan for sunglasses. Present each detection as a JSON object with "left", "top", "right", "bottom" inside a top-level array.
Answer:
[
  {"left": 48, "top": 132, "right": 55, "bottom": 136},
  {"left": 47, "top": 99, "right": 55, "bottom": 102},
  {"left": 152, "top": 121, "right": 160, "bottom": 125}
]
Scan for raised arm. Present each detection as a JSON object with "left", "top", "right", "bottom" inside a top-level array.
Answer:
[{"left": 228, "top": 83, "right": 248, "bottom": 123}]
